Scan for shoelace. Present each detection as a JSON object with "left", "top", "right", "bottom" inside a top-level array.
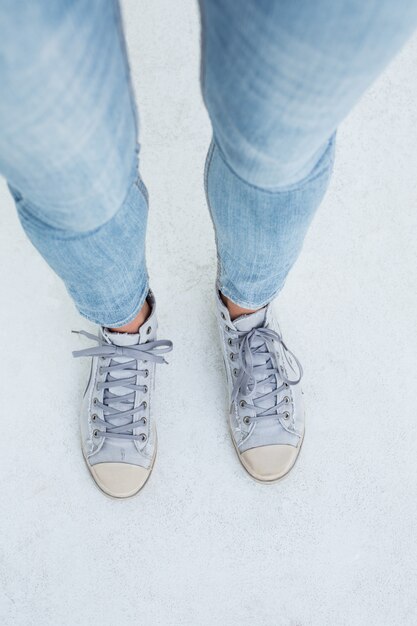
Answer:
[
  {"left": 230, "top": 326, "right": 302, "bottom": 426},
  {"left": 72, "top": 330, "right": 173, "bottom": 442}
]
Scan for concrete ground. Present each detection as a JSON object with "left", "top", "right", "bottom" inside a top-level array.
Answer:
[{"left": 1, "top": 1, "right": 417, "bottom": 625}]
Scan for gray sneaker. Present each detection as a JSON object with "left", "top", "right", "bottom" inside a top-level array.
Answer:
[
  {"left": 73, "top": 291, "right": 172, "bottom": 498},
  {"left": 215, "top": 288, "right": 304, "bottom": 482}
]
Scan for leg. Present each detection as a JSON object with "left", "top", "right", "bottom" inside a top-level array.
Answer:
[
  {"left": 0, "top": 1, "right": 172, "bottom": 497},
  {"left": 201, "top": 0, "right": 417, "bottom": 310},
  {"left": 201, "top": 0, "right": 417, "bottom": 482},
  {"left": 0, "top": 0, "right": 148, "bottom": 327}
]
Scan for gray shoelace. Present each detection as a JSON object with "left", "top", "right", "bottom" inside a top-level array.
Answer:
[
  {"left": 72, "top": 330, "right": 173, "bottom": 441},
  {"left": 230, "top": 326, "right": 302, "bottom": 425}
]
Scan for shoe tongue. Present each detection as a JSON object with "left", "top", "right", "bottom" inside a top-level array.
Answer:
[
  {"left": 233, "top": 307, "right": 267, "bottom": 332},
  {"left": 98, "top": 328, "right": 144, "bottom": 435},
  {"left": 234, "top": 307, "right": 278, "bottom": 411},
  {"left": 95, "top": 299, "right": 157, "bottom": 459},
  {"left": 101, "top": 328, "right": 140, "bottom": 347},
  {"left": 101, "top": 304, "right": 157, "bottom": 346}
]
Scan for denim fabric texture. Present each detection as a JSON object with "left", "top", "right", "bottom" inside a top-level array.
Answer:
[{"left": 1, "top": 0, "right": 417, "bottom": 323}]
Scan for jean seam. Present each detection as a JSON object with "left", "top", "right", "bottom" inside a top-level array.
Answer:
[
  {"left": 113, "top": 0, "right": 140, "bottom": 143},
  {"left": 203, "top": 137, "right": 223, "bottom": 288}
]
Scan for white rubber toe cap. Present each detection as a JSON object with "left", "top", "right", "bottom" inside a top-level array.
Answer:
[
  {"left": 90, "top": 462, "right": 150, "bottom": 498},
  {"left": 240, "top": 444, "right": 299, "bottom": 482}
]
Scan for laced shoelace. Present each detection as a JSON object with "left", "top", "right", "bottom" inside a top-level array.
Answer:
[
  {"left": 229, "top": 325, "right": 302, "bottom": 434},
  {"left": 72, "top": 330, "right": 173, "bottom": 442}
]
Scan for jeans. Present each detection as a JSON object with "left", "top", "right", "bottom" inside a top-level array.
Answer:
[{"left": 0, "top": 1, "right": 416, "bottom": 325}]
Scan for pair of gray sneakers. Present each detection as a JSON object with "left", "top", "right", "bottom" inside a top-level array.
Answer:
[{"left": 73, "top": 288, "right": 304, "bottom": 498}]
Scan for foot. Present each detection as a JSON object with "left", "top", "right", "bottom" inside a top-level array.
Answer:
[
  {"left": 73, "top": 291, "right": 173, "bottom": 498},
  {"left": 216, "top": 288, "right": 304, "bottom": 482}
]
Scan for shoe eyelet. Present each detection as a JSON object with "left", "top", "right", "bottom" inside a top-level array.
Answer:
[
  {"left": 230, "top": 353, "right": 235, "bottom": 361},
  {"left": 284, "top": 382, "right": 289, "bottom": 389},
  {"left": 142, "top": 401, "right": 148, "bottom": 409},
  {"left": 144, "top": 369, "right": 149, "bottom": 378},
  {"left": 243, "top": 416, "right": 251, "bottom": 425},
  {"left": 139, "top": 433, "right": 147, "bottom": 443},
  {"left": 92, "top": 429, "right": 100, "bottom": 438},
  {"left": 100, "top": 356, "right": 106, "bottom": 361},
  {"left": 141, "top": 416, "right": 147, "bottom": 425},
  {"left": 233, "top": 368, "right": 238, "bottom": 377},
  {"left": 143, "top": 385, "right": 148, "bottom": 393},
  {"left": 221, "top": 312, "right": 226, "bottom": 320},
  {"left": 93, "top": 397, "right": 98, "bottom": 406},
  {"left": 284, "top": 396, "right": 290, "bottom": 404},
  {"left": 146, "top": 326, "right": 152, "bottom": 335},
  {"left": 91, "top": 414, "right": 98, "bottom": 422},
  {"left": 283, "top": 411, "right": 290, "bottom": 420},
  {"left": 239, "top": 400, "right": 246, "bottom": 408},
  {"left": 227, "top": 338, "right": 232, "bottom": 346}
]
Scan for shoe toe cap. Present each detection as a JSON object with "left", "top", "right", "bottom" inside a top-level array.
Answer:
[
  {"left": 240, "top": 444, "right": 299, "bottom": 482},
  {"left": 90, "top": 462, "right": 150, "bottom": 498}
]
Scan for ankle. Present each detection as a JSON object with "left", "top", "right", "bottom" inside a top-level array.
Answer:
[
  {"left": 109, "top": 299, "right": 151, "bottom": 333},
  {"left": 220, "top": 292, "right": 260, "bottom": 321}
]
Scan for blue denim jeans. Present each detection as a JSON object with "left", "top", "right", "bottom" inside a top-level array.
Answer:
[{"left": 1, "top": 1, "right": 416, "bottom": 325}]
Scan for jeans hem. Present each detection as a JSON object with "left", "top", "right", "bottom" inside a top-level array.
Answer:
[
  {"left": 76, "top": 279, "right": 150, "bottom": 328},
  {"left": 217, "top": 279, "right": 284, "bottom": 311}
]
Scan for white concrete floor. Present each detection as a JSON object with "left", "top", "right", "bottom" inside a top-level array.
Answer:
[{"left": 1, "top": 1, "right": 417, "bottom": 625}]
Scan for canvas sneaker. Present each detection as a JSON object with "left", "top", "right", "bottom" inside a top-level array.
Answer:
[
  {"left": 72, "top": 291, "right": 172, "bottom": 498},
  {"left": 215, "top": 288, "right": 304, "bottom": 482}
]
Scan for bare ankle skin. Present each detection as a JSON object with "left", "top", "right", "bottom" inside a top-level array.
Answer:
[
  {"left": 109, "top": 299, "right": 151, "bottom": 333},
  {"left": 220, "top": 292, "right": 260, "bottom": 321}
]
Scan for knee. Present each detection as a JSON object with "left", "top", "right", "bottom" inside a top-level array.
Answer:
[
  {"left": 59, "top": 200, "right": 121, "bottom": 233},
  {"left": 212, "top": 124, "right": 335, "bottom": 191},
  {"left": 10, "top": 173, "right": 143, "bottom": 236},
  {"left": 55, "top": 184, "right": 129, "bottom": 233},
  {"left": 206, "top": 82, "right": 335, "bottom": 189}
]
